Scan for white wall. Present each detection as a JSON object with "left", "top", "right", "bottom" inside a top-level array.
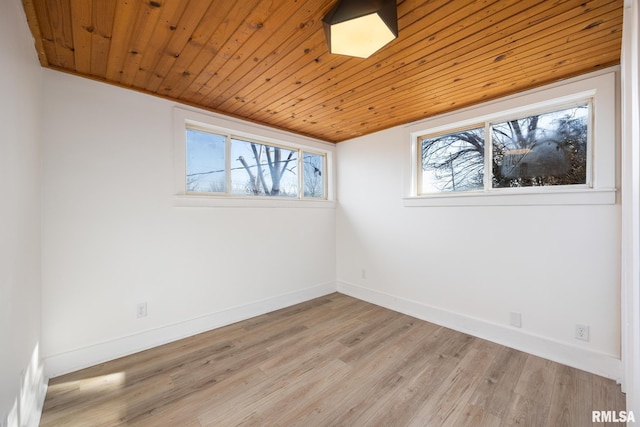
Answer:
[
  {"left": 40, "top": 71, "right": 336, "bottom": 376},
  {"left": 0, "top": 0, "right": 46, "bottom": 426},
  {"left": 336, "top": 73, "right": 622, "bottom": 380}
]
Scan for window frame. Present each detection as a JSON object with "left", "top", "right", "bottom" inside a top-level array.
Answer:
[
  {"left": 300, "top": 149, "right": 328, "bottom": 199},
  {"left": 184, "top": 125, "right": 229, "bottom": 195},
  {"left": 416, "top": 122, "right": 487, "bottom": 195},
  {"left": 486, "top": 99, "right": 593, "bottom": 191},
  {"left": 174, "top": 108, "right": 335, "bottom": 208},
  {"left": 404, "top": 69, "right": 618, "bottom": 207}
]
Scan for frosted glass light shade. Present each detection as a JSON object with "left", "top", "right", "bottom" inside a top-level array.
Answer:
[{"left": 323, "top": 0, "right": 398, "bottom": 59}]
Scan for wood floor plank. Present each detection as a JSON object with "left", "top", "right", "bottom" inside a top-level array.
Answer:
[
  {"left": 229, "top": 359, "right": 352, "bottom": 426},
  {"left": 197, "top": 357, "right": 351, "bottom": 425},
  {"left": 281, "top": 365, "right": 406, "bottom": 427},
  {"left": 452, "top": 402, "right": 504, "bottom": 427},
  {"left": 592, "top": 374, "right": 628, "bottom": 427},
  {"left": 132, "top": 367, "right": 268, "bottom": 427},
  {"left": 337, "top": 313, "right": 417, "bottom": 365},
  {"left": 41, "top": 373, "right": 176, "bottom": 426},
  {"left": 468, "top": 346, "right": 529, "bottom": 420},
  {"left": 513, "top": 354, "right": 558, "bottom": 406},
  {"left": 123, "top": 347, "right": 270, "bottom": 423},
  {"left": 405, "top": 344, "right": 497, "bottom": 427},
  {"left": 340, "top": 331, "right": 477, "bottom": 426},
  {"left": 290, "top": 341, "right": 410, "bottom": 426},
  {"left": 500, "top": 393, "right": 551, "bottom": 427},
  {"left": 547, "top": 365, "right": 593, "bottom": 427},
  {"left": 40, "top": 293, "right": 626, "bottom": 426}
]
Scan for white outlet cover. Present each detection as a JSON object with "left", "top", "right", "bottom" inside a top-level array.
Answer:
[
  {"left": 575, "top": 324, "right": 590, "bottom": 341},
  {"left": 137, "top": 303, "right": 147, "bottom": 318}
]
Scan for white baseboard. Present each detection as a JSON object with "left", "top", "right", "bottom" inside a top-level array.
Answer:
[
  {"left": 337, "top": 281, "right": 622, "bottom": 382},
  {"left": 30, "top": 381, "right": 47, "bottom": 427},
  {"left": 43, "top": 280, "right": 622, "bottom": 382},
  {"left": 44, "top": 282, "right": 337, "bottom": 378}
]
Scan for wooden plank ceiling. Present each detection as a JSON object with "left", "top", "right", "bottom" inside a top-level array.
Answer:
[{"left": 22, "top": 0, "right": 623, "bottom": 143}]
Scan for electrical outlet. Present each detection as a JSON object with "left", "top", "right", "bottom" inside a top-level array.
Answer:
[
  {"left": 575, "top": 324, "right": 589, "bottom": 341},
  {"left": 136, "top": 302, "right": 147, "bottom": 318},
  {"left": 361, "top": 269, "right": 367, "bottom": 279},
  {"left": 510, "top": 312, "right": 522, "bottom": 328}
]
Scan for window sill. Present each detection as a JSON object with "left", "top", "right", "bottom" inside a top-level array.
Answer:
[
  {"left": 173, "top": 195, "right": 337, "bottom": 208},
  {"left": 403, "top": 188, "right": 617, "bottom": 207}
]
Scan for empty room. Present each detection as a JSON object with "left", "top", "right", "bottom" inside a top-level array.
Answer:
[{"left": 2, "top": 0, "right": 639, "bottom": 425}]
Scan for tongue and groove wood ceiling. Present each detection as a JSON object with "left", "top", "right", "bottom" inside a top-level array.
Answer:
[{"left": 22, "top": 0, "right": 623, "bottom": 143}]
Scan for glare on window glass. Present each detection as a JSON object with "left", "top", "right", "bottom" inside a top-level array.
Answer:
[
  {"left": 491, "top": 105, "right": 588, "bottom": 188},
  {"left": 186, "top": 129, "right": 226, "bottom": 193}
]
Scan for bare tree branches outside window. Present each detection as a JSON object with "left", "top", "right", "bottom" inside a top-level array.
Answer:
[
  {"left": 421, "top": 127, "right": 485, "bottom": 192},
  {"left": 303, "top": 152, "right": 324, "bottom": 198},
  {"left": 492, "top": 105, "right": 588, "bottom": 188},
  {"left": 185, "top": 128, "right": 327, "bottom": 199},
  {"left": 232, "top": 139, "right": 298, "bottom": 197},
  {"left": 420, "top": 104, "right": 589, "bottom": 193}
]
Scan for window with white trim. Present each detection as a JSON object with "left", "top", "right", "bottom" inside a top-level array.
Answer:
[
  {"left": 174, "top": 108, "right": 334, "bottom": 207},
  {"left": 419, "top": 102, "right": 591, "bottom": 194},
  {"left": 404, "top": 70, "right": 618, "bottom": 207}
]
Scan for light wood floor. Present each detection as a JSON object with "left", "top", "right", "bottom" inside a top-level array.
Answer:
[{"left": 41, "top": 293, "right": 626, "bottom": 426}]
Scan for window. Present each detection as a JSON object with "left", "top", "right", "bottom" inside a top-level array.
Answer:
[
  {"left": 492, "top": 105, "right": 589, "bottom": 188},
  {"left": 174, "top": 108, "right": 333, "bottom": 207},
  {"left": 420, "top": 103, "right": 590, "bottom": 194},
  {"left": 186, "top": 128, "right": 226, "bottom": 193},
  {"left": 405, "top": 70, "right": 617, "bottom": 206},
  {"left": 303, "top": 152, "right": 325, "bottom": 198},
  {"left": 229, "top": 138, "right": 299, "bottom": 197},
  {"left": 421, "top": 126, "right": 485, "bottom": 193},
  {"left": 185, "top": 130, "right": 326, "bottom": 199}
]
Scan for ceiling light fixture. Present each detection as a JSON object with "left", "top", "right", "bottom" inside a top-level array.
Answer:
[{"left": 322, "top": 0, "right": 398, "bottom": 59}]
